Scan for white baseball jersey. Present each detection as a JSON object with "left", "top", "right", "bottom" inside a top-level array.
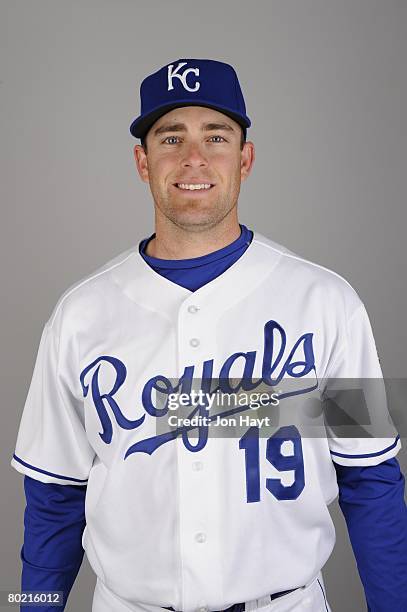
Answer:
[{"left": 11, "top": 232, "right": 401, "bottom": 612}]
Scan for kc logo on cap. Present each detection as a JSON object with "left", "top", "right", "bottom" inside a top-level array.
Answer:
[
  {"left": 129, "top": 58, "right": 251, "bottom": 140},
  {"left": 167, "top": 62, "right": 200, "bottom": 93}
]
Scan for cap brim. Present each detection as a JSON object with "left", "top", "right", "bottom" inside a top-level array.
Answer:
[{"left": 129, "top": 100, "right": 251, "bottom": 139}]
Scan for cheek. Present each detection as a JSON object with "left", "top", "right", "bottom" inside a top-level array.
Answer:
[
  {"left": 210, "top": 153, "right": 241, "bottom": 178},
  {"left": 148, "top": 159, "right": 175, "bottom": 188},
  {"left": 221, "top": 165, "right": 241, "bottom": 189}
]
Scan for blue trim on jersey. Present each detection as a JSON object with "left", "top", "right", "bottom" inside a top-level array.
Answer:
[
  {"left": 317, "top": 579, "right": 329, "bottom": 611},
  {"left": 13, "top": 454, "right": 88, "bottom": 483},
  {"left": 330, "top": 435, "right": 400, "bottom": 459}
]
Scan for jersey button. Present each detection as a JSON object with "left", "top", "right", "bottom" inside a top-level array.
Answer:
[
  {"left": 195, "top": 532, "right": 206, "bottom": 543},
  {"left": 192, "top": 461, "right": 203, "bottom": 471},
  {"left": 189, "top": 338, "right": 200, "bottom": 348},
  {"left": 187, "top": 304, "right": 200, "bottom": 314}
]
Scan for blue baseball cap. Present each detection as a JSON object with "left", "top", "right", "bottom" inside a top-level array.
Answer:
[{"left": 129, "top": 58, "right": 251, "bottom": 141}]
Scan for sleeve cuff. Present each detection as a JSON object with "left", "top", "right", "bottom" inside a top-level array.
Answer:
[
  {"left": 330, "top": 435, "right": 402, "bottom": 466},
  {"left": 11, "top": 455, "right": 88, "bottom": 486}
]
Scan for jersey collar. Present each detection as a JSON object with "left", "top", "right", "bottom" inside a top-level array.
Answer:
[{"left": 110, "top": 232, "right": 282, "bottom": 321}]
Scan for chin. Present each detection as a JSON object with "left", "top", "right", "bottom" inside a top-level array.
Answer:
[
  {"left": 166, "top": 200, "right": 218, "bottom": 224},
  {"left": 169, "top": 211, "right": 223, "bottom": 231}
]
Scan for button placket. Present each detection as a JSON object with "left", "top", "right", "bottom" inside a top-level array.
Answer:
[
  {"left": 176, "top": 299, "right": 223, "bottom": 611},
  {"left": 179, "top": 302, "right": 201, "bottom": 354}
]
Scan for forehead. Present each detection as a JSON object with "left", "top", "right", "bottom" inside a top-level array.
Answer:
[{"left": 151, "top": 105, "right": 240, "bottom": 131}]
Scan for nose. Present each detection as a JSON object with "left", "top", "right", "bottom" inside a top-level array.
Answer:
[{"left": 181, "top": 142, "right": 208, "bottom": 169}]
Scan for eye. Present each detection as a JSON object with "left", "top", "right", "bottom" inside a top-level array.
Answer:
[
  {"left": 163, "top": 136, "right": 181, "bottom": 145},
  {"left": 209, "top": 135, "right": 226, "bottom": 143}
]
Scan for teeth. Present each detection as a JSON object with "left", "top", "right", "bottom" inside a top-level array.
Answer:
[{"left": 177, "top": 183, "right": 212, "bottom": 190}]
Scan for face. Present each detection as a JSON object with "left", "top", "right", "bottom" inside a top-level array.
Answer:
[{"left": 134, "top": 106, "right": 255, "bottom": 232}]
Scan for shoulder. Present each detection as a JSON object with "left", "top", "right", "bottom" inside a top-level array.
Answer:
[
  {"left": 45, "top": 244, "right": 139, "bottom": 333},
  {"left": 252, "top": 231, "right": 364, "bottom": 318}
]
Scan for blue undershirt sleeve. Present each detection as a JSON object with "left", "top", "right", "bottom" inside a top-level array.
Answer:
[
  {"left": 20, "top": 476, "right": 87, "bottom": 612},
  {"left": 335, "top": 458, "right": 407, "bottom": 612}
]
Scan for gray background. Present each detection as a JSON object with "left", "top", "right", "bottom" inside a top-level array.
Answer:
[{"left": 1, "top": 0, "right": 406, "bottom": 610}]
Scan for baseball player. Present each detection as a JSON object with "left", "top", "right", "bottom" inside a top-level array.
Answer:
[{"left": 12, "top": 59, "right": 407, "bottom": 612}]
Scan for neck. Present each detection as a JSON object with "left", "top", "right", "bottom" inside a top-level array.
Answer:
[{"left": 146, "top": 216, "right": 242, "bottom": 260}]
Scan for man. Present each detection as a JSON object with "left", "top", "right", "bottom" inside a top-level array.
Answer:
[{"left": 12, "top": 59, "right": 407, "bottom": 612}]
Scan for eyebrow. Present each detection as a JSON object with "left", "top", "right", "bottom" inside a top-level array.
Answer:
[{"left": 152, "top": 121, "right": 236, "bottom": 137}]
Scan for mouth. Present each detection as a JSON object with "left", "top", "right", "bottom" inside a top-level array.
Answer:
[{"left": 173, "top": 182, "right": 215, "bottom": 192}]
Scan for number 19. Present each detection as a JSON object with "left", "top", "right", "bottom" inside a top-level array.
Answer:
[{"left": 239, "top": 425, "right": 305, "bottom": 502}]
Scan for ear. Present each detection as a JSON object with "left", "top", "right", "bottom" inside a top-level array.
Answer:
[
  {"left": 133, "top": 144, "right": 150, "bottom": 183},
  {"left": 240, "top": 141, "right": 255, "bottom": 182}
]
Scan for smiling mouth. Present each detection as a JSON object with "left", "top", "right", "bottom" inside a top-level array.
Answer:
[{"left": 174, "top": 183, "right": 215, "bottom": 191}]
